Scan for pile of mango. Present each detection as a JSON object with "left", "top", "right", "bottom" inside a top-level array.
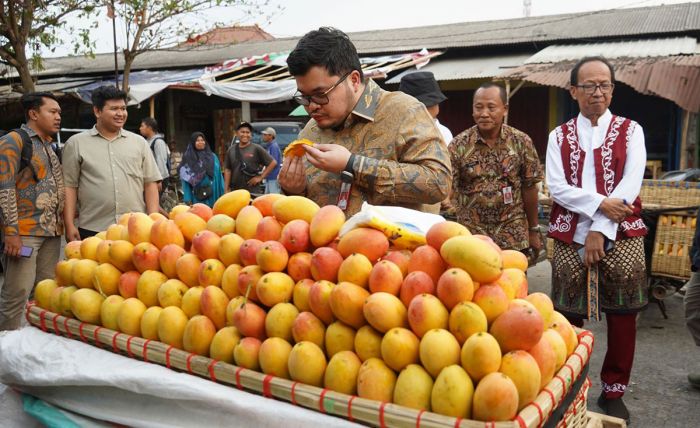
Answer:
[{"left": 34, "top": 190, "right": 578, "bottom": 422}]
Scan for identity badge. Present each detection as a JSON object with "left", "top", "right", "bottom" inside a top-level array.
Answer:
[{"left": 502, "top": 186, "right": 513, "bottom": 204}]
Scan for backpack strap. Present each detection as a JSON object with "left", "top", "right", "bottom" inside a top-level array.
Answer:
[{"left": 10, "top": 128, "right": 37, "bottom": 181}]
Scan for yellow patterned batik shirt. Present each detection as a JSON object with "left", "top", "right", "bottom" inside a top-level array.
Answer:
[
  {"left": 299, "top": 79, "right": 452, "bottom": 216},
  {"left": 449, "top": 125, "right": 543, "bottom": 250}
]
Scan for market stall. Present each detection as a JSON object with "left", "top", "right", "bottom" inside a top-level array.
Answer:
[{"left": 2, "top": 192, "right": 605, "bottom": 427}]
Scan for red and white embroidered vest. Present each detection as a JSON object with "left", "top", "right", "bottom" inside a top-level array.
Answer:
[{"left": 548, "top": 115, "right": 647, "bottom": 243}]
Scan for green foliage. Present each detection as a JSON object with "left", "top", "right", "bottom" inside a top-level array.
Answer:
[
  {"left": 0, "top": 0, "right": 281, "bottom": 92},
  {"left": 0, "top": 0, "right": 97, "bottom": 91},
  {"left": 114, "top": 0, "right": 276, "bottom": 91}
]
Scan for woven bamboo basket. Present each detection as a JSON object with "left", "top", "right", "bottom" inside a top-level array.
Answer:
[
  {"left": 25, "top": 302, "right": 594, "bottom": 428},
  {"left": 651, "top": 213, "right": 695, "bottom": 280},
  {"left": 641, "top": 180, "right": 700, "bottom": 209}
]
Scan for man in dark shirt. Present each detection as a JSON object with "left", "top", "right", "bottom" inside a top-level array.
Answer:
[
  {"left": 686, "top": 212, "right": 700, "bottom": 389},
  {"left": 223, "top": 122, "right": 276, "bottom": 194}
]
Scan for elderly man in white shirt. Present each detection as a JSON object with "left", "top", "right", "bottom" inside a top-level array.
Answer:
[{"left": 546, "top": 57, "right": 647, "bottom": 424}]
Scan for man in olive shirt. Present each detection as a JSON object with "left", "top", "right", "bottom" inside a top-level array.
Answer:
[
  {"left": 279, "top": 27, "right": 451, "bottom": 215},
  {"left": 63, "top": 86, "right": 161, "bottom": 241}
]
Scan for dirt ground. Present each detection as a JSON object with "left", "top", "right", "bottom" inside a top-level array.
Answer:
[{"left": 527, "top": 261, "right": 700, "bottom": 427}]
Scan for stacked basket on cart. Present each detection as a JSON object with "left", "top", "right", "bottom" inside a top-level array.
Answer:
[
  {"left": 651, "top": 214, "right": 696, "bottom": 279},
  {"left": 640, "top": 180, "right": 700, "bottom": 209},
  {"left": 643, "top": 180, "right": 699, "bottom": 280}
]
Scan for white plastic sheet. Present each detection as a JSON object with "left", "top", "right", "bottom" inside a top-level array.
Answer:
[
  {"left": 199, "top": 79, "right": 298, "bottom": 103},
  {"left": 0, "top": 328, "right": 360, "bottom": 428},
  {"left": 339, "top": 202, "right": 445, "bottom": 237}
]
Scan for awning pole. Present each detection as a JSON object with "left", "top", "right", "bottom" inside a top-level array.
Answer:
[
  {"left": 167, "top": 90, "right": 175, "bottom": 147},
  {"left": 242, "top": 101, "right": 252, "bottom": 122},
  {"left": 149, "top": 97, "right": 155, "bottom": 118},
  {"left": 680, "top": 109, "right": 690, "bottom": 169},
  {"left": 509, "top": 81, "right": 526, "bottom": 98},
  {"left": 505, "top": 79, "right": 511, "bottom": 125}
]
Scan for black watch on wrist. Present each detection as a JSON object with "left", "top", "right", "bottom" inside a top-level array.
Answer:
[{"left": 344, "top": 154, "right": 356, "bottom": 175}]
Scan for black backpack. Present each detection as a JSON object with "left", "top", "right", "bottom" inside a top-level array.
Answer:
[
  {"left": 150, "top": 137, "right": 171, "bottom": 175},
  {"left": 8, "top": 128, "right": 62, "bottom": 181},
  {"left": 10, "top": 128, "right": 37, "bottom": 181}
]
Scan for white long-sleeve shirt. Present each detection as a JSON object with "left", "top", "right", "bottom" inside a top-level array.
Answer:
[
  {"left": 148, "top": 134, "right": 170, "bottom": 180},
  {"left": 435, "top": 118, "right": 454, "bottom": 146},
  {"left": 546, "top": 110, "right": 646, "bottom": 244}
]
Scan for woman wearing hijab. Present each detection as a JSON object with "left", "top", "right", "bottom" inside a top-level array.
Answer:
[{"left": 179, "top": 132, "right": 224, "bottom": 207}]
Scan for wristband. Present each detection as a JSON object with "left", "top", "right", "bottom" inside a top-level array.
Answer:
[
  {"left": 529, "top": 226, "right": 540, "bottom": 232},
  {"left": 344, "top": 154, "right": 356, "bottom": 174}
]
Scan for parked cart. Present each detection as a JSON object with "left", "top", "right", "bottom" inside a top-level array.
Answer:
[{"left": 640, "top": 180, "right": 700, "bottom": 318}]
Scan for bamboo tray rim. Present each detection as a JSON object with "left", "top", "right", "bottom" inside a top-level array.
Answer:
[{"left": 24, "top": 302, "right": 594, "bottom": 428}]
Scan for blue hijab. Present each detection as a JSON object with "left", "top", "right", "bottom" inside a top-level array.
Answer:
[{"left": 179, "top": 132, "right": 215, "bottom": 186}]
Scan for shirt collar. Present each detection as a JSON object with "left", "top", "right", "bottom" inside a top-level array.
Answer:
[
  {"left": 577, "top": 109, "right": 612, "bottom": 129},
  {"left": 349, "top": 79, "right": 381, "bottom": 123},
  {"left": 147, "top": 133, "right": 164, "bottom": 143},
  {"left": 475, "top": 125, "right": 507, "bottom": 146},
  {"left": 21, "top": 123, "right": 52, "bottom": 143},
  {"left": 90, "top": 125, "right": 126, "bottom": 140}
]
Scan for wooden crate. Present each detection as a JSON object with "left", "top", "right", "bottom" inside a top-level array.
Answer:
[
  {"left": 585, "top": 411, "right": 627, "bottom": 428},
  {"left": 24, "top": 302, "right": 595, "bottom": 428}
]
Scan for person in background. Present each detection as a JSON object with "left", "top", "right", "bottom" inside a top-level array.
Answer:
[
  {"left": 546, "top": 57, "right": 647, "bottom": 423},
  {"left": 685, "top": 212, "right": 700, "bottom": 390},
  {"left": 223, "top": 122, "right": 276, "bottom": 194},
  {"left": 261, "top": 127, "right": 282, "bottom": 194},
  {"left": 169, "top": 139, "right": 182, "bottom": 178},
  {"left": 399, "top": 71, "right": 453, "bottom": 145},
  {"left": 179, "top": 132, "right": 224, "bottom": 207},
  {"left": 63, "top": 85, "right": 160, "bottom": 241},
  {"left": 0, "top": 92, "right": 64, "bottom": 330},
  {"left": 399, "top": 70, "right": 453, "bottom": 214},
  {"left": 139, "top": 117, "right": 170, "bottom": 186},
  {"left": 449, "top": 82, "right": 543, "bottom": 256},
  {"left": 279, "top": 27, "right": 451, "bottom": 215}
]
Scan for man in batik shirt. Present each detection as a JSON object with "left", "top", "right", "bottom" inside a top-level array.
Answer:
[
  {"left": 449, "top": 82, "right": 543, "bottom": 255},
  {"left": 0, "top": 92, "right": 64, "bottom": 331},
  {"left": 278, "top": 27, "right": 451, "bottom": 216}
]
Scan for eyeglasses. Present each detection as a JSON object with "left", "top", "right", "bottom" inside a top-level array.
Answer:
[
  {"left": 576, "top": 82, "right": 615, "bottom": 95},
  {"left": 293, "top": 71, "right": 352, "bottom": 106}
]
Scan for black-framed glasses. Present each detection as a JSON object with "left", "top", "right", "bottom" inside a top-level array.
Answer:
[
  {"left": 576, "top": 82, "right": 615, "bottom": 95},
  {"left": 293, "top": 71, "right": 352, "bottom": 106}
]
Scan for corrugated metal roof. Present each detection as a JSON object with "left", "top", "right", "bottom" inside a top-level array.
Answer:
[
  {"left": 14, "top": 2, "right": 700, "bottom": 78},
  {"left": 525, "top": 37, "right": 698, "bottom": 63},
  {"left": 500, "top": 55, "right": 700, "bottom": 113},
  {"left": 347, "top": 2, "right": 700, "bottom": 53},
  {"left": 385, "top": 54, "right": 530, "bottom": 84},
  {"left": 0, "top": 76, "right": 98, "bottom": 105}
]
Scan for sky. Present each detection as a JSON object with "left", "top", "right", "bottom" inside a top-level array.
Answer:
[{"left": 48, "top": 0, "right": 699, "bottom": 57}]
